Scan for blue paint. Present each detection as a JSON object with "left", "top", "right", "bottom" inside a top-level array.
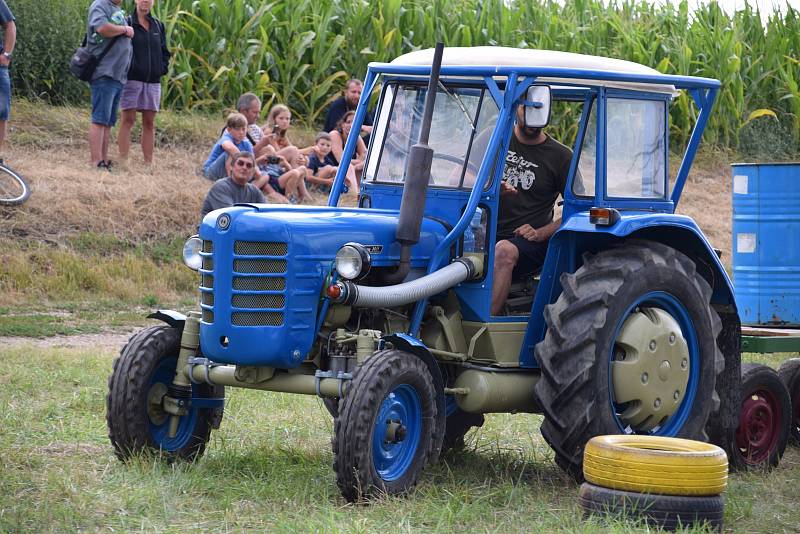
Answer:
[
  {"left": 732, "top": 163, "right": 800, "bottom": 325},
  {"left": 372, "top": 384, "right": 423, "bottom": 481},
  {"left": 607, "top": 292, "right": 700, "bottom": 436},
  {"left": 147, "top": 356, "right": 200, "bottom": 451}
]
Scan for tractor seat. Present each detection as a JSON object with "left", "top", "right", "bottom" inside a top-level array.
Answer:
[{"left": 503, "top": 269, "right": 541, "bottom": 316}]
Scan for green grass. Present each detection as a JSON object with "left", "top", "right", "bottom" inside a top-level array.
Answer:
[{"left": 0, "top": 345, "right": 798, "bottom": 533}]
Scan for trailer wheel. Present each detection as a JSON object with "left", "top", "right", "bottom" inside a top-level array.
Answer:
[
  {"left": 107, "top": 325, "right": 224, "bottom": 461},
  {"left": 777, "top": 358, "right": 800, "bottom": 445},
  {"left": 730, "top": 363, "right": 790, "bottom": 470},
  {"left": 579, "top": 482, "right": 725, "bottom": 532},
  {"left": 441, "top": 395, "right": 484, "bottom": 452},
  {"left": 333, "top": 350, "right": 439, "bottom": 501},
  {"left": 534, "top": 241, "right": 724, "bottom": 479}
]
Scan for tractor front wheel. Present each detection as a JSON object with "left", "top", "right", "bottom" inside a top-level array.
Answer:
[
  {"left": 333, "top": 349, "right": 440, "bottom": 501},
  {"left": 107, "top": 325, "right": 224, "bottom": 461},
  {"left": 534, "top": 241, "right": 724, "bottom": 479}
]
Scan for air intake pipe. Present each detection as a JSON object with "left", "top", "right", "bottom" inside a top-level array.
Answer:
[
  {"left": 383, "top": 42, "right": 445, "bottom": 284},
  {"left": 330, "top": 256, "right": 481, "bottom": 308}
]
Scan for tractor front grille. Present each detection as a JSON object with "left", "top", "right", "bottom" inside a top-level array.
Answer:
[{"left": 230, "top": 240, "right": 287, "bottom": 327}]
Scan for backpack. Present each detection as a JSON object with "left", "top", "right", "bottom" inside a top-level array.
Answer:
[{"left": 69, "top": 33, "right": 121, "bottom": 82}]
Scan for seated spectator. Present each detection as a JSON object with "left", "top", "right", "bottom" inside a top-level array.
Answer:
[
  {"left": 324, "top": 78, "right": 374, "bottom": 137},
  {"left": 201, "top": 151, "right": 265, "bottom": 218},
  {"left": 305, "top": 132, "right": 340, "bottom": 192},
  {"left": 203, "top": 112, "right": 254, "bottom": 181},
  {"left": 330, "top": 110, "right": 365, "bottom": 192},
  {"left": 262, "top": 104, "right": 307, "bottom": 169},
  {"left": 236, "top": 92, "right": 273, "bottom": 157},
  {"left": 258, "top": 152, "right": 312, "bottom": 204}
]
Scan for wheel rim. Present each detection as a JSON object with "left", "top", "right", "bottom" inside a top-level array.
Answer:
[
  {"left": 735, "top": 388, "right": 782, "bottom": 465},
  {"left": 609, "top": 291, "right": 700, "bottom": 435},
  {"left": 146, "top": 356, "right": 200, "bottom": 452},
  {"left": 372, "top": 384, "right": 423, "bottom": 481}
]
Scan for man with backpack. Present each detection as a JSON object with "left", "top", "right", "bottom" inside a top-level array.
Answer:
[{"left": 86, "top": 0, "right": 133, "bottom": 170}]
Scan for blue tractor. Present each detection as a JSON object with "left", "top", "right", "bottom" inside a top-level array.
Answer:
[{"left": 107, "top": 45, "right": 742, "bottom": 501}]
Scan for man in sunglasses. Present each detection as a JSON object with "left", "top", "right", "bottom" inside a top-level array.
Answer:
[{"left": 201, "top": 151, "right": 265, "bottom": 218}]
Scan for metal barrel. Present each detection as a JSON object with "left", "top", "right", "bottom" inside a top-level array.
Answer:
[{"left": 732, "top": 162, "right": 800, "bottom": 325}]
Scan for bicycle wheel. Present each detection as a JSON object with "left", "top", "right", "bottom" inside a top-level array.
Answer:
[{"left": 0, "top": 164, "right": 31, "bottom": 206}]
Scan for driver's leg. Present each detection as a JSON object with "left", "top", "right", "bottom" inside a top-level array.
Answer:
[{"left": 491, "top": 240, "right": 519, "bottom": 315}]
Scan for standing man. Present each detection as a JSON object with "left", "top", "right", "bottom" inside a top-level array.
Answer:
[
  {"left": 87, "top": 0, "right": 133, "bottom": 170},
  {"left": 491, "top": 104, "right": 573, "bottom": 316},
  {"left": 0, "top": 0, "right": 15, "bottom": 157},
  {"left": 117, "top": 0, "right": 170, "bottom": 166},
  {"left": 323, "top": 78, "right": 373, "bottom": 137}
]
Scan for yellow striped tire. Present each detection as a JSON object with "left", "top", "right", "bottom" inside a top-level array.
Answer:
[{"left": 583, "top": 435, "right": 728, "bottom": 496}]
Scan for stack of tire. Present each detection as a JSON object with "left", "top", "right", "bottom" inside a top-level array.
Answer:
[{"left": 579, "top": 435, "right": 728, "bottom": 532}]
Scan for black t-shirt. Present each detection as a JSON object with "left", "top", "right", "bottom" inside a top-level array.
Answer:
[
  {"left": 323, "top": 96, "right": 375, "bottom": 133},
  {"left": 497, "top": 134, "right": 572, "bottom": 239}
]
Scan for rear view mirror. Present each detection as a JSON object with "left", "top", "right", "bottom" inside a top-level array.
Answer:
[{"left": 523, "top": 85, "right": 551, "bottom": 128}]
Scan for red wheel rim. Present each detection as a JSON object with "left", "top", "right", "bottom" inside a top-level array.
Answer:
[{"left": 735, "top": 388, "right": 782, "bottom": 465}]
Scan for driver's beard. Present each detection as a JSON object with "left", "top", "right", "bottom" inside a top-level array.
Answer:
[{"left": 522, "top": 127, "right": 542, "bottom": 139}]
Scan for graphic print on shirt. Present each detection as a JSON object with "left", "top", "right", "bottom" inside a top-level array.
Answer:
[{"left": 503, "top": 150, "right": 539, "bottom": 190}]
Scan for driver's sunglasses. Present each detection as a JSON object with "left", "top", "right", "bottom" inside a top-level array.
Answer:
[{"left": 235, "top": 160, "right": 254, "bottom": 169}]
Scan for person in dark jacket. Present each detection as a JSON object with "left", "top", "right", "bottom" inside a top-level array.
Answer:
[{"left": 117, "top": 0, "right": 170, "bottom": 165}]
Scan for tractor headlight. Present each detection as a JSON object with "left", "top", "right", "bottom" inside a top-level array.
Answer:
[
  {"left": 182, "top": 236, "right": 203, "bottom": 271},
  {"left": 335, "top": 242, "right": 371, "bottom": 280}
]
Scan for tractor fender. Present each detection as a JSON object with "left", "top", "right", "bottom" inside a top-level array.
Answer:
[
  {"left": 146, "top": 309, "right": 187, "bottom": 331},
  {"left": 383, "top": 333, "right": 445, "bottom": 397},
  {"left": 556, "top": 212, "right": 736, "bottom": 308}
]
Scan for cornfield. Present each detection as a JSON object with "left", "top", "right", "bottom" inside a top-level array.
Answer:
[{"left": 10, "top": 0, "right": 800, "bottom": 153}]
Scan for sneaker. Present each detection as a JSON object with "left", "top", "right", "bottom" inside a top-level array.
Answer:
[
  {"left": 104, "top": 160, "right": 114, "bottom": 171},
  {"left": 96, "top": 161, "right": 108, "bottom": 170}
]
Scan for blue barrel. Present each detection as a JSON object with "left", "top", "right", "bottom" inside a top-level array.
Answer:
[{"left": 732, "top": 163, "right": 800, "bottom": 326}]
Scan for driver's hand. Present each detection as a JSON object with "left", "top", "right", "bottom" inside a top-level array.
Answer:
[
  {"left": 514, "top": 224, "right": 543, "bottom": 242},
  {"left": 500, "top": 181, "right": 517, "bottom": 196}
]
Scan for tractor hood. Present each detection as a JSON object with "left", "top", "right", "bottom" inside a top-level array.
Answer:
[{"left": 196, "top": 204, "right": 448, "bottom": 368}]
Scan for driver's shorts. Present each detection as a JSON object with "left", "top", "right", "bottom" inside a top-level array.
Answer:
[{"left": 499, "top": 235, "right": 549, "bottom": 279}]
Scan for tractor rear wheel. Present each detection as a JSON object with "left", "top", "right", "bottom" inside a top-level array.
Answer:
[
  {"left": 107, "top": 325, "right": 224, "bottom": 461},
  {"left": 534, "top": 241, "right": 724, "bottom": 479}
]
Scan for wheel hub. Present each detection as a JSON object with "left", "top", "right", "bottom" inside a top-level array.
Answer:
[
  {"left": 384, "top": 419, "right": 407, "bottom": 444},
  {"left": 736, "top": 390, "right": 780, "bottom": 463},
  {"left": 147, "top": 382, "right": 169, "bottom": 426},
  {"left": 612, "top": 307, "right": 690, "bottom": 432}
]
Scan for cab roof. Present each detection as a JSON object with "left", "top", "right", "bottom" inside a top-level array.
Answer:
[{"left": 385, "top": 47, "right": 687, "bottom": 94}]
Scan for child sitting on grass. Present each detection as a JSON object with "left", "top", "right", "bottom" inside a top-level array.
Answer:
[
  {"left": 305, "top": 132, "right": 345, "bottom": 193},
  {"left": 259, "top": 152, "right": 313, "bottom": 204},
  {"left": 203, "top": 113, "right": 254, "bottom": 181}
]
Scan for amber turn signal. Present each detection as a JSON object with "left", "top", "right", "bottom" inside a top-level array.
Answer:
[{"left": 589, "top": 207, "right": 620, "bottom": 226}]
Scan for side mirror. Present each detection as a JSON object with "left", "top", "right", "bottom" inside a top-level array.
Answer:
[{"left": 523, "top": 85, "right": 551, "bottom": 128}]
